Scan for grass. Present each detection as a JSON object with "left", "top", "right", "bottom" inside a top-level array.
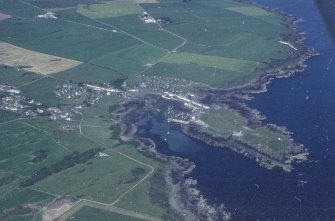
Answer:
[
  {"left": 77, "top": 1, "right": 143, "bottom": 19},
  {"left": 64, "top": 206, "right": 148, "bottom": 221},
  {"left": 162, "top": 52, "right": 259, "bottom": 73},
  {"left": 33, "top": 150, "right": 149, "bottom": 203},
  {"left": 99, "top": 15, "right": 183, "bottom": 51},
  {"left": 31, "top": 0, "right": 97, "bottom": 9},
  {"left": 144, "top": 62, "right": 256, "bottom": 88},
  {"left": 80, "top": 95, "right": 122, "bottom": 147},
  {"left": 0, "top": 188, "right": 53, "bottom": 211},
  {"left": 0, "top": 110, "right": 20, "bottom": 123},
  {"left": 22, "top": 117, "right": 98, "bottom": 152},
  {"left": 53, "top": 63, "right": 125, "bottom": 84},
  {"left": 202, "top": 106, "right": 247, "bottom": 138},
  {"left": 226, "top": 6, "right": 274, "bottom": 16},
  {"left": 141, "top": 0, "right": 292, "bottom": 88},
  {"left": 0, "top": 121, "right": 69, "bottom": 176},
  {"left": 0, "top": 16, "right": 139, "bottom": 63},
  {"left": 202, "top": 106, "right": 293, "bottom": 152},
  {"left": 0, "top": 66, "right": 43, "bottom": 87},
  {"left": 19, "top": 77, "right": 64, "bottom": 106},
  {"left": 90, "top": 43, "right": 168, "bottom": 85}
]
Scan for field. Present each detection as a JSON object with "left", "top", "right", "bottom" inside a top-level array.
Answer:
[
  {"left": 0, "top": 121, "right": 69, "bottom": 176},
  {"left": 0, "top": 0, "right": 297, "bottom": 219},
  {"left": 61, "top": 205, "right": 151, "bottom": 221},
  {"left": 202, "top": 106, "right": 293, "bottom": 152},
  {"left": 77, "top": 1, "right": 142, "bottom": 19},
  {"left": 226, "top": 6, "right": 274, "bottom": 16},
  {"left": 162, "top": 52, "right": 259, "bottom": 73},
  {"left": 0, "top": 66, "right": 43, "bottom": 87},
  {"left": 0, "top": 42, "right": 82, "bottom": 75},
  {"left": 141, "top": 0, "right": 292, "bottom": 88},
  {"left": 0, "top": 110, "right": 20, "bottom": 123},
  {"left": 32, "top": 151, "right": 149, "bottom": 203}
]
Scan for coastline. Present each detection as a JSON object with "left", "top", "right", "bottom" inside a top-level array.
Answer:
[{"left": 109, "top": 1, "right": 316, "bottom": 220}]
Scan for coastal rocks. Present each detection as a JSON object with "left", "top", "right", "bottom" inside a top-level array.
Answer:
[
  {"left": 110, "top": 98, "right": 232, "bottom": 220},
  {"left": 181, "top": 123, "right": 308, "bottom": 172}
]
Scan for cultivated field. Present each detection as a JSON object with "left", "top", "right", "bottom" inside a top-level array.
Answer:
[{"left": 0, "top": 42, "right": 82, "bottom": 75}]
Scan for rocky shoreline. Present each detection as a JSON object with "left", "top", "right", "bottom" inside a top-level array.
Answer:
[
  {"left": 108, "top": 2, "right": 316, "bottom": 220},
  {"left": 111, "top": 98, "right": 232, "bottom": 220}
]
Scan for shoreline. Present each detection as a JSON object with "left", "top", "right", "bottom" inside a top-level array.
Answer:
[
  {"left": 111, "top": 98, "right": 232, "bottom": 220},
  {"left": 109, "top": 1, "right": 315, "bottom": 220}
]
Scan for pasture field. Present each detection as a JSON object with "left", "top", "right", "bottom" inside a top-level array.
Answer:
[
  {"left": 0, "top": 187, "right": 53, "bottom": 213},
  {"left": 226, "top": 6, "right": 274, "bottom": 16},
  {"left": 202, "top": 106, "right": 247, "bottom": 138},
  {"left": 0, "top": 0, "right": 41, "bottom": 18},
  {"left": 63, "top": 206, "right": 149, "bottom": 221},
  {"left": 202, "top": 106, "right": 293, "bottom": 152},
  {"left": 31, "top": 0, "right": 96, "bottom": 9},
  {"left": 0, "top": 42, "right": 82, "bottom": 75},
  {"left": 33, "top": 151, "right": 149, "bottom": 203},
  {"left": 0, "top": 66, "right": 43, "bottom": 87},
  {"left": 99, "top": 15, "right": 183, "bottom": 51},
  {"left": 144, "top": 62, "right": 256, "bottom": 88},
  {"left": 77, "top": 1, "right": 142, "bottom": 19},
  {"left": 22, "top": 117, "right": 98, "bottom": 152},
  {"left": 0, "top": 17, "right": 138, "bottom": 62},
  {"left": 0, "top": 121, "right": 69, "bottom": 176},
  {"left": 53, "top": 63, "right": 125, "bottom": 84},
  {"left": 162, "top": 52, "right": 259, "bottom": 73},
  {"left": 242, "top": 127, "right": 291, "bottom": 152},
  {"left": 0, "top": 110, "right": 20, "bottom": 123},
  {"left": 112, "top": 145, "right": 182, "bottom": 220},
  {"left": 90, "top": 43, "right": 168, "bottom": 84},
  {"left": 80, "top": 95, "right": 122, "bottom": 147},
  {"left": 141, "top": 0, "right": 292, "bottom": 88},
  {"left": 19, "top": 77, "right": 64, "bottom": 106}
]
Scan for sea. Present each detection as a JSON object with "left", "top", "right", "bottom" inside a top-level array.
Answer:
[{"left": 139, "top": 0, "right": 335, "bottom": 220}]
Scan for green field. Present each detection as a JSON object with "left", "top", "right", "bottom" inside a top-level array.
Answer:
[
  {"left": 64, "top": 206, "right": 148, "bottom": 221},
  {"left": 77, "top": 1, "right": 142, "bottom": 19},
  {"left": 99, "top": 15, "right": 183, "bottom": 51},
  {"left": 0, "top": 122, "right": 69, "bottom": 176},
  {"left": 141, "top": 0, "right": 292, "bottom": 88},
  {"left": 22, "top": 117, "right": 98, "bottom": 152},
  {"left": 0, "top": 66, "right": 42, "bottom": 87},
  {"left": 19, "top": 77, "right": 64, "bottom": 106},
  {"left": 0, "top": 110, "right": 20, "bottom": 123},
  {"left": 226, "top": 6, "right": 274, "bottom": 16},
  {"left": 202, "top": 106, "right": 293, "bottom": 152},
  {"left": 162, "top": 52, "right": 259, "bottom": 73},
  {"left": 54, "top": 63, "right": 125, "bottom": 84},
  {"left": 33, "top": 151, "right": 149, "bottom": 203}
]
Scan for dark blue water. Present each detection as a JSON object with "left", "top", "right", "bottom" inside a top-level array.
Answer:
[{"left": 140, "top": 1, "right": 335, "bottom": 220}]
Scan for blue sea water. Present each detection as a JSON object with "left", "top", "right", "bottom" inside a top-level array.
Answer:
[{"left": 140, "top": 1, "right": 335, "bottom": 220}]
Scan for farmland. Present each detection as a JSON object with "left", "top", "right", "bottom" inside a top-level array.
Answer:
[
  {"left": 0, "top": 41, "right": 82, "bottom": 75},
  {"left": 0, "top": 0, "right": 300, "bottom": 220},
  {"left": 77, "top": 1, "right": 142, "bottom": 19}
]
